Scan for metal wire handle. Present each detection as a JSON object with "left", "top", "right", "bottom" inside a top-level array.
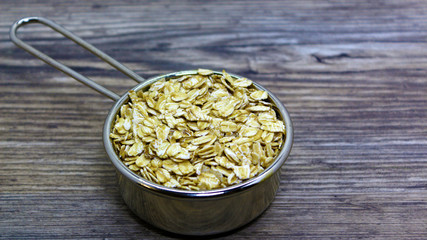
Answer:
[{"left": 10, "top": 16, "right": 146, "bottom": 101}]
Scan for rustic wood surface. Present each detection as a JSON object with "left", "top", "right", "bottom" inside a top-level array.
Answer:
[{"left": 1, "top": 0, "right": 427, "bottom": 239}]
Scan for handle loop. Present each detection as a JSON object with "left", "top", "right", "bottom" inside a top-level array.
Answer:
[{"left": 10, "top": 17, "right": 145, "bottom": 101}]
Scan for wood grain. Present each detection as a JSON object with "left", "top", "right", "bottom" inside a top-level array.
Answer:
[{"left": 1, "top": 0, "right": 427, "bottom": 239}]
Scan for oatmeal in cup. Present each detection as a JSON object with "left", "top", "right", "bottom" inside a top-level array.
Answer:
[{"left": 110, "top": 69, "right": 286, "bottom": 191}]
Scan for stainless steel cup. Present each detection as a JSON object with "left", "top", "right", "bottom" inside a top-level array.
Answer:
[{"left": 11, "top": 17, "right": 293, "bottom": 235}]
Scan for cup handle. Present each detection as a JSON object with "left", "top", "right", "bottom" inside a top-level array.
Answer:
[{"left": 10, "top": 17, "right": 145, "bottom": 101}]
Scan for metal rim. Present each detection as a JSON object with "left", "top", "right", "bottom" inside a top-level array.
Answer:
[{"left": 103, "top": 70, "right": 293, "bottom": 198}]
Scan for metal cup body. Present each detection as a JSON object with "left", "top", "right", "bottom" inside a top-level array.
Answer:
[
  {"left": 116, "top": 167, "right": 280, "bottom": 235},
  {"left": 103, "top": 70, "right": 293, "bottom": 235}
]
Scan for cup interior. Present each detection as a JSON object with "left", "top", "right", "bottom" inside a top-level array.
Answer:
[{"left": 103, "top": 70, "right": 293, "bottom": 198}]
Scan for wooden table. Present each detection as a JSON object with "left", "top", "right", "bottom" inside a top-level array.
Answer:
[{"left": 1, "top": 0, "right": 426, "bottom": 239}]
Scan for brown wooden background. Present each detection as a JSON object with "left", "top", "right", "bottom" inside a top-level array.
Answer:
[{"left": 1, "top": 0, "right": 427, "bottom": 239}]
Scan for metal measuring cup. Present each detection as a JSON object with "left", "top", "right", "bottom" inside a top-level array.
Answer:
[{"left": 10, "top": 17, "right": 293, "bottom": 235}]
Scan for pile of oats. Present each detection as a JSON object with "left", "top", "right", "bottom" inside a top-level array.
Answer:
[{"left": 110, "top": 69, "right": 286, "bottom": 190}]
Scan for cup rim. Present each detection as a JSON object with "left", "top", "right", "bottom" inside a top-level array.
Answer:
[{"left": 103, "top": 70, "right": 293, "bottom": 198}]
